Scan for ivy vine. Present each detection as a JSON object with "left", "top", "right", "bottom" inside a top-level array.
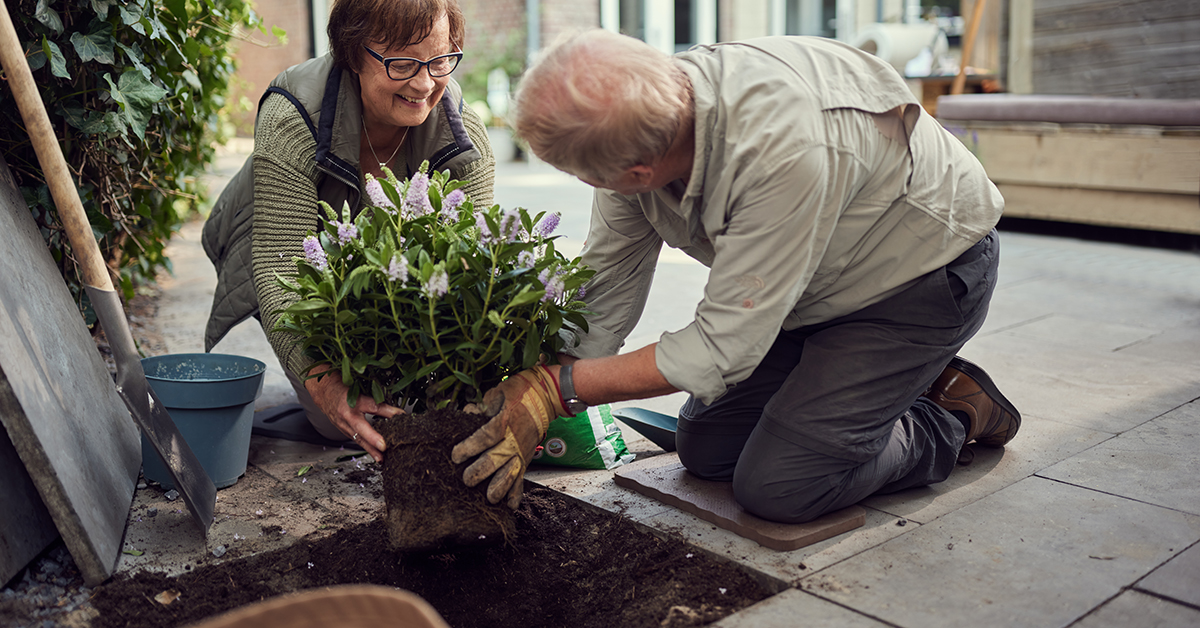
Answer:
[{"left": 0, "top": 0, "right": 277, "bottom": 323}]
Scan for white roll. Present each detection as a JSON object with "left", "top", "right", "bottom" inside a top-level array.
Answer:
[{"left": 852, "top": 23, "right": 946, "bottom": 75}]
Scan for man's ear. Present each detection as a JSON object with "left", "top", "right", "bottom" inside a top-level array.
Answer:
[{"left": 626, "top": 164, "right": 655, "bottom": 188}]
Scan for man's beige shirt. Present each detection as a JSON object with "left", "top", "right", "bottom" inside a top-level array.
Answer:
[{"left": 570, "top": 37, "right": 1004, "bottom": 404}]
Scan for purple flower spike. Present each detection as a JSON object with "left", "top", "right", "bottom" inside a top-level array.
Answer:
[
  {"left": 539, "top": 268, "right": 565, "bottom": 302},
  {"left": 365, "top": 178, "right": 395, "bottom": 210},
  {"left": 517, "top": 250, "right": 536, "bottom": 268},
  {"left": 442, "top": 189, "right": 466, "bottom": 214},
  {"left": 302, "top": 235, "right": 328, "bottom": 271},
  {"left": 423, "top": 268, "right": 449, "bottom": 299},
  {"left": 336, "top": 221, "right": 359, "bottom": 245},
  {"left": 476, "top": 214, "right": 494, "bottom": 243},
  {"left": 499, "top": 208, "right": 521, "bottom": 242},
  {"left": 385, "top": 256, "right": 408, "bottom": 282},
  {"left": 535, "top": 212, "right": 561, "bottom": 237},
  {"left": 403, "top": 172, "right": 433, "bottom": 217}
]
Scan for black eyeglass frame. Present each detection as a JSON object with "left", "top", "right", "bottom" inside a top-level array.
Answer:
[{"left": 362, "top": 45, "right": 464, "bottom": 81}]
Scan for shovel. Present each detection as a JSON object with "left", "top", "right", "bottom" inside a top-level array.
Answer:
[{"left": 0, "top": 1, "right": 215, "bottom": 533}]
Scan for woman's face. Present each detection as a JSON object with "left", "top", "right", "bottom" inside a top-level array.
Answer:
[{"left": 357, "top": 14, "right": 454, "bottom": 130}]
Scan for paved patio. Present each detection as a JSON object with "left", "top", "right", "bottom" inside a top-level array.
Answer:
[{"left": 122, "top": 145, "right": 1200, "bottom": 626}]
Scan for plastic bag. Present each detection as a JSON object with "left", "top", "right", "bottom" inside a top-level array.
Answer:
[{"left": 532, "top": 404, "right": 634, "bottom": 470}]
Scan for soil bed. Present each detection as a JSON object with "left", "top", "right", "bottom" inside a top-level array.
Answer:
[{"left": 90, "top": 487, "right": 773, "bottom": 628}]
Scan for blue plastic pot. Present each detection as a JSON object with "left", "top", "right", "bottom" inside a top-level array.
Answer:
[{"left": 139, "top": 353, "right": 266, "bottom": 489}]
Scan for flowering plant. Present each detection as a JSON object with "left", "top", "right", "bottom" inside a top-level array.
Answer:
[{"left": 272, "top": 163, "right": 593, "bottom": 410}]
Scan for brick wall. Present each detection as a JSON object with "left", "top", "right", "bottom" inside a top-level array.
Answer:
[
  {"left": 541, "top": 0, "right": 600, "bottom": 46},
  {"left": 227, "top": 0, "right": 313, "bottom": 136}
]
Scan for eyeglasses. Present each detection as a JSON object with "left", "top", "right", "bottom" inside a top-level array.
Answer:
[{"left": 363, "top": 45, "right": 463, "bottom": 81}]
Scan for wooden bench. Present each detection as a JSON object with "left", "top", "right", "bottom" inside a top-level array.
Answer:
[{"left": 936, "top": 94, "right": 1200, "bottom": 234}]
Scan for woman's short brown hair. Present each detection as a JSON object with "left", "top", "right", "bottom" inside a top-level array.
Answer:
[{"left": 328, "top": 0, "right": 465, "bottom": 72}]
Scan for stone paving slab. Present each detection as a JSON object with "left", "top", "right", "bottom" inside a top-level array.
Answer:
[
  {"left": 800, "top": 477, "right": 1200, "bottom": 628},
  {"left": 1072, "top": 590, "right": 1200, "bottom": 628},
  {"left": 959, "top": 333, "right": 1200, "bottom": 435},
  {"left": 1038, "top": 400, "right": 1200, "bottom": 516},
  {"left": 713, "top": 588, "right": 891, "bottom": 628},
  {"left": 1136, "top": 540, "right": 1200, "bottom": 608},
  {"left": 863, "top": 415, "right": 1109, "bottom": 523}
]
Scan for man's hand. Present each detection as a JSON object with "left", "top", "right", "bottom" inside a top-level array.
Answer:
[
  {"left": 305, "top": 365, "right": 402, "bottom": 462},
  {"left": 451, "top": 366, "right": 566, "bottom": 509}
]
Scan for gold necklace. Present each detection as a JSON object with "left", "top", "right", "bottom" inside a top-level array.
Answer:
[{"left": 362, "top": 118, "right": 408, "bottom": 170}]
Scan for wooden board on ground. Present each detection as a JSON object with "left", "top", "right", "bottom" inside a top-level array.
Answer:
[
  {"left": 614, "top": 459, "right": 865, "bottom": 551},
  {"left": 0, "top": 154, "right": 140, "bottom": 585}
]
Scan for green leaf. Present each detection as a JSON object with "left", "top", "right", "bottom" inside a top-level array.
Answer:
[
  {"left": 163, "top": 0, "right": 188, "bottom": 22},
  {"left": 71, "top": 22, "right": 116, "bottom": 65},
  {"left": 509, "top": 288, "right": 546, "bottom": 308},
  {"left": 371, "top": 379, "right": 384, "bottom": 405},
  {"left": 90, "top": 0, "right": 118, "bottom": 18},
  {"left": 297, "top": 465, "right": 312, "bottom": 476},
  {"left": 104, "top": 70, "right": 169, "bottom": 140},
  {"left": 487, "top": 310, "right": 503, "bottom": 327},
  {"left": 26, "top": 47, "right": 47, "bottom": 71},
  {"left": 42, "top": 38, "right": 69, "bottom": 80},
  {"left": 522, "top": 324, "right": 541, "bottom": 367},
  {"left": 121, "top": 548, "right": 144, "bottom": 556},
  {"left": 34, "top": 0, "right": 63, "bottom": 34},
  {"left": 284, "top": 299, "right": 329, "bottom": 314}
]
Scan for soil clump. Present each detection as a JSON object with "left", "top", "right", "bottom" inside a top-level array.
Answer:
[
  {"left": 90, "top": 487, "right": 772, "bottom": 628},
  {"left": 376, "top": 408, "right": 515, "bottom": 552}
]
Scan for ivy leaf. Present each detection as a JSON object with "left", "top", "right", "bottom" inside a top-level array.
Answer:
[
  {"left": 41, "top": 38, "right": 69, "bottom": 80},
  {"left": 89, "top": 0, "right": 118, "bottom": 18},
  {"left": 116, "top": 42, "right": 152, "bottom": 81},
  {"left": 163, "top": 0, "right": 188, "bottom": 23},
  {"left": 34, "top": 0, "right": 63, "bottom": 34},
  {"left": 26, "top": 48, "right": 47, "bottom": 72},
  {"left": 71, "top": 22, "right": 116, "bottom": 65},
  {"left": 104, "top": 70, "right": 168, "bottom": 140}
]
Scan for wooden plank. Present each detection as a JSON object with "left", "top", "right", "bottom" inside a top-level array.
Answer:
[
  {"left": 970, "top": 127, "right": 1200, "bottom": 195},
  {"left": 998, "top": 184, "right": 1200, "bottom": 235},
  {"left": 1031, "top": 0, "right": 1200, "bottom": 98}
]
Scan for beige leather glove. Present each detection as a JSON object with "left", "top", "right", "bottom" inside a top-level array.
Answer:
[{"left": 451, "top": 366, "right": 567, "bottom": 509}]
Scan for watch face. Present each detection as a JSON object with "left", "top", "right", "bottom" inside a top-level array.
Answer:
[{"left": 565, "top": 399, "right": 588, "bottom": 416}]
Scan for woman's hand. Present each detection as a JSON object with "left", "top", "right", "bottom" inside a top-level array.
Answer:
[{"left": 304, "top": 365, "right": 402, "bottom": 462}]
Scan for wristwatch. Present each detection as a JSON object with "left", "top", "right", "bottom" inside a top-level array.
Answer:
[{"left": 557, "top": 363, "right": 589, "bottom": 416}]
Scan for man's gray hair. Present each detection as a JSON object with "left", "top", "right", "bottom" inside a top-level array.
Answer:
[{"left": 512, "top": 29, "right": 691, "bottom": 184}]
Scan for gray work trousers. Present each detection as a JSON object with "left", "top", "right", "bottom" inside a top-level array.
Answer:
[{"left": 676, "top": 230, "right": 1000, "bottom": 524}]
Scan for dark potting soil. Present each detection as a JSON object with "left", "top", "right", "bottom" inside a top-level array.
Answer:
[{"left": 90, "top": 486, "right": 773, "bottom": 628}]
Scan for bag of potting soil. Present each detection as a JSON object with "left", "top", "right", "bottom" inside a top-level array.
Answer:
[{"left": 532, "top": 404, "right": 635, "bottom": 470}]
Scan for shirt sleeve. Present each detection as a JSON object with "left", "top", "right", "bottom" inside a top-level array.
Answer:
[
  {"left": 252, "top": 93, "right": 324, "bottom": 381},
  {"left": 656, "top": 145, "right": 858, "bottom": 404},
  {"left": 564, "top": 188, "right": 666, "bottom": 359}
]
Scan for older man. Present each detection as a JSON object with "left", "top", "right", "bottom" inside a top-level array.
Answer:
[{"left": 451, "top": 30, "right": 1020, "bottom": 521}]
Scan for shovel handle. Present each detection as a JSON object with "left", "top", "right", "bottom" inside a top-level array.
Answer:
[{"left": 0, "top": 0, "right": 114, "bottom": 292}]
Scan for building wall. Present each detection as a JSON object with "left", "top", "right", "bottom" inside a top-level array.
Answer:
[{"left": 227, "top": 0, "right": 314, "bottom": 136}]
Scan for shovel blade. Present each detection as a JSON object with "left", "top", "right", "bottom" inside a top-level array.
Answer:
[{"left": 86, "top": 287, "right": 215, "bottom": 534}]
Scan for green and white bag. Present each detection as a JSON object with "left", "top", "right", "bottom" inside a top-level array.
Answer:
[{"left": 532, "top": 404, "right": 635, "bottom": 470}]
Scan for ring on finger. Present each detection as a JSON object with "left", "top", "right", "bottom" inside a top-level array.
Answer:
[{"left": 352, "top": 433, "right": 359, "bottom": 442}]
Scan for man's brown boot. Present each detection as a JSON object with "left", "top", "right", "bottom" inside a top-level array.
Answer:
[{"left": 924, "top": 357, "right": 1021, "bottom": 446}]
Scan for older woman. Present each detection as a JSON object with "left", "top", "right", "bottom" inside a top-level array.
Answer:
[{"left": 202, "top": 0, "right": 494, "bottom": 462}]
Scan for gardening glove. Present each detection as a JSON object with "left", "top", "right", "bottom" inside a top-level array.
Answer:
[{"left": 451, "top": 365, "right": 567, "bottom": 509}]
